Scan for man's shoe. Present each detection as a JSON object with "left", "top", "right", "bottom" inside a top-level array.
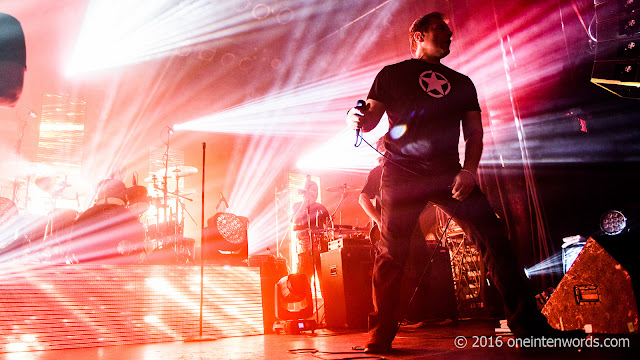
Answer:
[{"left": 363, "top": 341, "right": 392, "bottom": 354}]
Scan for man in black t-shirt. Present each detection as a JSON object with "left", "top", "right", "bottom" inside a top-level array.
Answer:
[{"left": 347, "top": 12, "right": 577, "bottom": 353}]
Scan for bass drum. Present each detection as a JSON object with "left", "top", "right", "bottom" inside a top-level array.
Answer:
[{"left": 70, "top": 204, "right": 145, "bottom": 264}]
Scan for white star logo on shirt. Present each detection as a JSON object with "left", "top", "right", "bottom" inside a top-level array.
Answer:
[{"left": 419, "top": 70, "right": 451, "bottom": 98}]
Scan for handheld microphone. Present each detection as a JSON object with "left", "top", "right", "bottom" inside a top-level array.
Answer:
[
  {"left": 355, "top": 99, "right": 366, "bottom": 135},
  {"left": 354, "top": 99, "right": 366, "bottom": 146}
]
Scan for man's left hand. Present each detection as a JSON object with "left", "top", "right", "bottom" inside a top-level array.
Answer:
[{"left": 451, "top": 170, "right": 475, "bottom": 201}]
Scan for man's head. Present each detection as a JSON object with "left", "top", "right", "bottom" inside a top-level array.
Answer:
[
  {"left": 303, "top": 175, "right": 319, "bottom": 204},
  {"left": 409, "top": 12, "right": 453, "bottom": 63}
]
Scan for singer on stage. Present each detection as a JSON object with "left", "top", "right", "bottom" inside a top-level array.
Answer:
[{"left": 346, "top": 12, "right": 579, "bottom": 354}]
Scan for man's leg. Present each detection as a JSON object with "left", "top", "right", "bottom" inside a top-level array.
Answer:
[
  {"left": 368, "top": 167, "right": 429, "bottom": 349},
  {"left": 434, "top": 186, "right": 545, "bottom": 336}
]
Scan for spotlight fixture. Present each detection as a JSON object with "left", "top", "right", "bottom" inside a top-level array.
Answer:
[
  {"left": 272, "top": 273, "right": 315, "bottom": 334},
  {"left": 600, "top": 210, "right": 627, "bottom": 235},
  {"left": 203, "top": 212, "right": 249, "bottom": 264}
]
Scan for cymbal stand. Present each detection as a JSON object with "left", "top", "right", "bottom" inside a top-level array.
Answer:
[
  {"left": 42, "top": 180, "right": 68, "bottom": 263},
  {"left": 274, "top": 187, "right": 288, "bottom": 259},
  {"left": 171, "top": 175, "right": 195, "bottom": 262},
  {"left": 304, "top": 201, "right": 321, "bottom": 326},
  {"left": 329, "top": 185, "right": 349, "bottom": 227},
  {"left": 162, "top": 127, "right": 172, "bottom": 241}
]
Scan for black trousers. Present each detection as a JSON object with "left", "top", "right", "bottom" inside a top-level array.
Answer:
[{"left": 370, "top": 161, "right": 543, "bottom": 343}]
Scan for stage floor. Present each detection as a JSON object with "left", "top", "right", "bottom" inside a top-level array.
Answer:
[{"left": 1, "top": 319, "right": 637, "bottom": 360}]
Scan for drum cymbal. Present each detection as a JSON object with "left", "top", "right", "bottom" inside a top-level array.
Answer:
[
  {"left": 174, "top": 188, "right": 195, "bottom": 196},
  {"left": 143, "top": 174, "right": 159, "bottom": 183},
  {"left": 36, "top": 175, "right": 89, "bottom": 199},
  {"left": 157, "top": 166, "right": 198, "bottom": 178},
  {"left": 35, "top": 176, "right": 57, "bottom": 193},
  {"left": 0, "top": 176, "right": 27, "bottom": 188},
  {"left": 325, "top": 184, "right": 362, "bottom": 193}
]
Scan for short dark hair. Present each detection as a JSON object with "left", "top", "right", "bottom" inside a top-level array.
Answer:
[{"left": 409, "top": 12, "right": 448, "bottom": 55}]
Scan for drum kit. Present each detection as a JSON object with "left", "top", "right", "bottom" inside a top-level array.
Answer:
[
  {"left": 0, "top": 165, "right": 199, "bottom": 265},
  {"left": 292, "top": 183, "right": 370, "bottom": 254}
]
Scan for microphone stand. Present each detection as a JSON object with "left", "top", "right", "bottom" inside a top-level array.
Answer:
[
  {"left": 305, "top": 200, "right": 320, "bottom": 326},
  {"left": 199, "top": 142, "right": 205, "bottom": 338},
  {"left": 329, "top": 185, "right": 349, "bottom": 226},
  {"left": 163, "top": 129, "right": 171, "bottom": 239},
  {"left": 185, "top": 142, "right": 216, "bottom": 342}
]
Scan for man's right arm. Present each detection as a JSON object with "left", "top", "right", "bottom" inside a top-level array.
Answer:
[{"left": 346, "top": 99, "right": 385, "bottom": 133}]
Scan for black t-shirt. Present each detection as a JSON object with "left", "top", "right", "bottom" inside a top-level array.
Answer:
[{"left": 368, "top": 59, "right": 480, "bottom": 173}]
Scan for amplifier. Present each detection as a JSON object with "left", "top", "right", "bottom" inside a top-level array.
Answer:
[{"left": 328, "top": 237, "right": 371, "bottom": 251}]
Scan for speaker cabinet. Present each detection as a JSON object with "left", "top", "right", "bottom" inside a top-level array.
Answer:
[
  {"left": 403, "top": 246, "right": 458, "bottom": 322},
  {"left": 542, "top": 237, "right": 639, "bottom": 334},
  {"left": 320, "top": 246, "right": 374, "bottom": 329},
  {"left": 249, "top": 255, "right": 289, "bottom": 334}
]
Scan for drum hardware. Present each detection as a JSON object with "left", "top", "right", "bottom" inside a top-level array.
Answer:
[
  {"left": 32, "top": 175, "right": 84, "bottom": 258},
  {"left": 40, "top": 208, "right": 79, "bottom": 264},
  {"left": 141, "top": 163, "right": 198, "bottom": 264},
  {"left": 326, "top": 183, "right": 361, "bottom": 229},
  {"left": 126, "top": 172, "right": 150, "bottom": 215}
]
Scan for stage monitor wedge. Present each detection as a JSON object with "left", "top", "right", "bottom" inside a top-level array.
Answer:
[{"left": 542, "top": 237, "right": 639, "bottom": 334}]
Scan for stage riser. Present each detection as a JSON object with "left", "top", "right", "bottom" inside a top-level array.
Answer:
[{"left": 0, "top": 265, "right": 263, "bottom": 353}]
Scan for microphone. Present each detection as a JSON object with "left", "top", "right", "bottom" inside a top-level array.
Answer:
[
  {"left": 266, "top": 247, "right": 276, "bottom": 257},
  {"left": 220, "top": 192, "right": 229, "bottom": 208},
  {"left": 354, "top": 100, "right": 366, "bottom": 145}
]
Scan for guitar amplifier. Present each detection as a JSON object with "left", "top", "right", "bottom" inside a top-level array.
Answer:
[{"left": 327, "top": 237, "right": 371, "bottom": 251}]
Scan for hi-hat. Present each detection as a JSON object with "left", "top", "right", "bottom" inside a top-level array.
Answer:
[{"left": 325, "top": 184, "right": 362, "bottom": 193}]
